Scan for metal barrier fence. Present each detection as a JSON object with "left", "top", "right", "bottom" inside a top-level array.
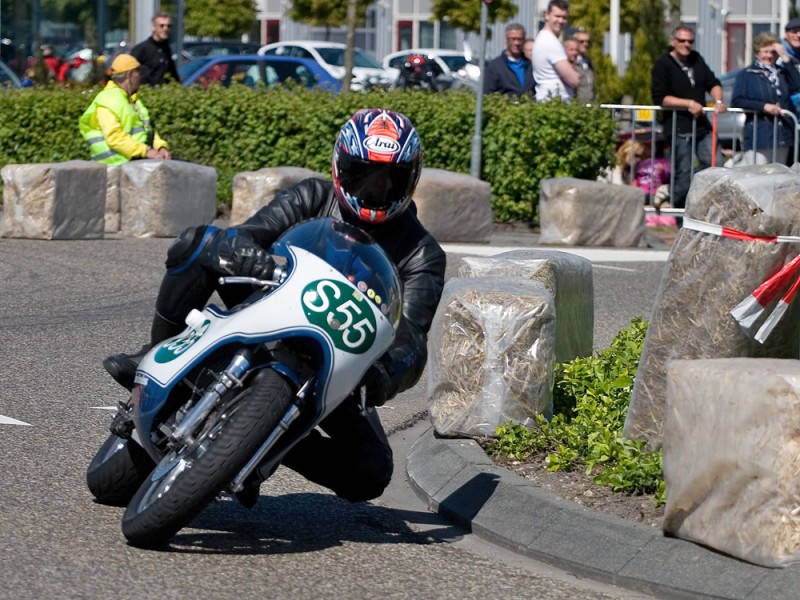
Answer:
[{"left": 600, "top": 103, "right": 800, "bottom": 215}]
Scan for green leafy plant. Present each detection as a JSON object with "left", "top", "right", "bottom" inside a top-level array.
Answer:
[
  {"left": 0, "top": 85, "right": 616, "bottom": 224},
  {"left": 487, "top": 317, "right": 666, "bottom": 506}
]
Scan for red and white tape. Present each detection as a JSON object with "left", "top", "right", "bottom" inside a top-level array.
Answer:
[
  {"left": 682, "top": 216, "right": 800, "bottom": 343},
  {"left": 682, "top": 216, "right": 800, "bottom": 244}
]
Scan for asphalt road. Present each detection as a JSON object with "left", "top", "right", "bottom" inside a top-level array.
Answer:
[{"left": 0, "top": 236, "right": 665, "bottom": 600}]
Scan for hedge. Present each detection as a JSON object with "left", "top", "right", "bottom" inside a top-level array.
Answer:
[{"left": 0, "top": 84, "right": 616, "bottom": 223}]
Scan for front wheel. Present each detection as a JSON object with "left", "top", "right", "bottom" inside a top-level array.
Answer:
[
  {"left": 121, "top": 369, "right": 294, "bottom": 548},
  {"left": 87, "top": 434, "right": 155, "bottom": 506}
]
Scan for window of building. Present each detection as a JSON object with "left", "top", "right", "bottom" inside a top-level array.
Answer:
[
  {"left": 725, "top": 22, "right": 746, "bottom": 71},
  {"left": 440, "top": 23, "right": 457, "bottom": 49},
  {"left": 398, "top": 20, "right": 413, "bottom": 50},
  {"left": 264, "top": 19, "right": 280, "bottom": 44},
  {"left": 420, "top": 22, "right": 434, "bottom": 47}
]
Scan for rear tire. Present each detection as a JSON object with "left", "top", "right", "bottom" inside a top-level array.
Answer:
[
  {"left": 121, "top": 370, "right": 294, "bottom": 548},
  {"left": 87, "top": 434, "right": 155, "bottom": 506}
]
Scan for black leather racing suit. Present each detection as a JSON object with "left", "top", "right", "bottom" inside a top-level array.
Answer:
[{"left": 154, "top": 178, "right": 447, "bottom": 501}]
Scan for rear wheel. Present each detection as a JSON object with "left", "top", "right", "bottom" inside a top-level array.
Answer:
[
  {"left": 86, "top": 434, "right": 155, "bottom": 506},
  {"left": 121, "top": 370, "right": 294, "bottom": 548}
]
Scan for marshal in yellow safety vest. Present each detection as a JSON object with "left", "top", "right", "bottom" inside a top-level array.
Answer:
[{"left": 78, "top": 54, "right": 171, "bottom": 165}]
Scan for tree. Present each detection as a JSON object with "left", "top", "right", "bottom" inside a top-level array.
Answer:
[
  {"left": 621, "top": 0, "right": 667, "bottom": 104},
  {"left": 162, "top": 0, "right": 257, "bottom": 38},
  {"left": 430, "top": 0, "right": 518, "bottom": 36},
  {"left": 287, "top": 0, "right": 371, "bottom": 32},
  {"left": 568, "top": 0, "right": 668, "bottom": 103}
]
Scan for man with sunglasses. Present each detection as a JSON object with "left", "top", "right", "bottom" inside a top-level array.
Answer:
[
  {"left": 130, "top": 12, "right": 180, "bottom": 86},
  {"left": 652, "top": 25, "right": 725, "bottom": 208},
  {"left": 573, "top": 28, "right": 595, "bottom": 103}
]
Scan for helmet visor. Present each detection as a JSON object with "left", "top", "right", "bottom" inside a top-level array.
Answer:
[{"left": 336, "top": 153, "right": 416, "bottom": 211}]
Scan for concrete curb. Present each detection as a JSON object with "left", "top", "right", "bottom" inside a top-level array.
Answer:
[{"left": 406, "top": 426, "right": 797, "bottom": 600}]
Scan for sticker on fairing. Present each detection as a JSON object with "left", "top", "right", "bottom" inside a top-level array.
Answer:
[
  {"left": 301, "top": 279, "right": 376, "bottom": 354},
  {"left": 154, "top": 319, "right": 211, "bottom": 363}
]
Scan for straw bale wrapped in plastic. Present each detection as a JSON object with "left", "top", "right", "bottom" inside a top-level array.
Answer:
[
  {"left": 427, "top": 277, "right": 556, "bottom": 437},
  {"left": 538, "top": 177, "right": 646, "bottom": 247},
  {"left": 663, "top": 358, "right": 800, "bottom": 568},
  {"left": 624, "top": 165, "right": 800, "bottom": 449},
  {"left": 458, "top": 250, "right": 593, "bottom": 362}
]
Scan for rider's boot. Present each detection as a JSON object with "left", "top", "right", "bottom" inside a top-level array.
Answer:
[
  {"left": 236, "top": 462, "right": 280, "bottom": 508},
  {"left": 103, "top": 312, "right": 184, "bottom": 390},
  {"left": 235, "top": 476, "right": 261, "bottom": 509}
]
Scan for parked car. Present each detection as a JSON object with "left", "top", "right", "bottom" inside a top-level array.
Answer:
[
  {"left": 258, "top": 41, "right": 397, "bottom": 91},
  {"left": 179, "top": 54, "right": 341, "bottom": 93},
  {"left": 178, "top": 40, "right": 262, "bottom": 64},
  {"left": 0, "top": 59, "right": 22, "bottom": 89},
  {"left": 382, "top": 48, "right": 479, "bottom": 88}
]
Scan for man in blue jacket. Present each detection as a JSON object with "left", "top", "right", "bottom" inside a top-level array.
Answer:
[{"left": 483, "top": 23, "right": 535, "bottom": 96}]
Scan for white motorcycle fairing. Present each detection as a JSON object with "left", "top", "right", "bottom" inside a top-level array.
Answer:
[{"left": 131, "top": 244, "right": 397, "bottom": 459}]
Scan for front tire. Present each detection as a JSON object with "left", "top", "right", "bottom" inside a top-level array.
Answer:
[
  {"left": 121, "top": 370, "right": 294, "bottom": 548},
  {"left": 87, "top": 434, "right": 155, "bottom": 506}
]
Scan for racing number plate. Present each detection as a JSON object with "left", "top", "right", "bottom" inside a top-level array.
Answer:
[{"left": 302, "top": 280, "right": 377, "bottom": 354}]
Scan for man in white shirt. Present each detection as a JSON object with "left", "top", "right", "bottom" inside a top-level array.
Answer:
[{"left": 533, "top": 0, "right": 580, "bottom": 102}]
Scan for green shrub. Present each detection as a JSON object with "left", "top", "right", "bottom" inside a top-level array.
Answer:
[
  {"left": 488, "top": 317, "right": 666, "bottom": 505},
  {"left": 0, "top": 85, "right": 616, "bottom": 223}
]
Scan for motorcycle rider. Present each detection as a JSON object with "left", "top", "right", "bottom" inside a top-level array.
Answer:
[{"left": 103, "top": 109, "right": 447, "bottom": 507}]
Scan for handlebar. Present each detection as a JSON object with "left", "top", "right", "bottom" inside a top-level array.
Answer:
[{"left": 218, "top": 265, "right": 286, "bottom": 289}]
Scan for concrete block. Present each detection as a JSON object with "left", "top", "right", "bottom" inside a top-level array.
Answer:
[
  {"left": 119, "top": 160, "right": 217, "bottom": 238},
  {"left": 539, "top": 178, "right": 645, "bottom": 247},
  {"left": 0, "top": 160, "right": 106, "bottom": 240},
  {"left": 230, "top": 166, "right": 325, "bottom": 226},
  {"left": 413, "top": 168, "right": 493, "bottom": 243}
]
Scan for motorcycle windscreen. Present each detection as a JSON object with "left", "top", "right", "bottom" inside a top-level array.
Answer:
[{"left": 273, "top": 217, "right": 403, "bottom": 331}]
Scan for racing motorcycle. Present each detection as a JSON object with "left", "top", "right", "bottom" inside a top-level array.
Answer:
[{"left": 86, "top": 217, "right": 401, "bottom": 548}]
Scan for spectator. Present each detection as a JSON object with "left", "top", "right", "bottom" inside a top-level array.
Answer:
[
  {"left": 78, "top": 54, "right": 172, "bottom": 165},
  {"left": 651, "top": 25, "right": 726, "bottom": 209},
  {"left": 732, "top": 32, "right": 800, "bottom": 166},
  {"left": 41, "top": 45, "right": 68, "bottom": 83},
  {"left": 612, "top": 139, "right": 645, "bottom": 185},
  {"left": 533, "top": 0, "right": 580, "bottom": 102},
  {"left": 130, "top": 12, "right": 180, "bottom": 85},
  {"left": 780, "top": 18, "right": 800, "bottom": 113},
  {"left": 781, "top": 18, "right": 800, "bottom": 69},
  {"left": 635, "top": 148, "right": 671, "bottom": 208},
  {"left": 573, "top": 28, "right": 596, "bottom": 102},
  {"left": 565, "top": 37, "right": 579, "bottom": 64},
  {"left": 483, "top": 23, "right": 535, "bottom": 97},
  {"left": 523, "top": 38, "right": 535, "bottom": 62}
]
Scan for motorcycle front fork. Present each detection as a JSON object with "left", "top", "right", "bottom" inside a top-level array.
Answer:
[{"left": 228, "top": 377, "right": 314, "bottom": 493}]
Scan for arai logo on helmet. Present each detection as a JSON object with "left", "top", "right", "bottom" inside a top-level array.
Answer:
[{"left": 364, "top": 135, "right": 400, "bottom": 154}]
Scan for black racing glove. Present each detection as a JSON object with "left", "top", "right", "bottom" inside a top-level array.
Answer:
[
  {"left": 204, "top": 228, "right": 275, "bottom": 279},
  {"left": 359, "top": 361, "right": 394, "bottom": 407}
]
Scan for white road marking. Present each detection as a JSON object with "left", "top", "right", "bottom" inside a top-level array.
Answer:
[
  {"left": 442, "top": 243, "right": 670, "bottom": 263},
  {"left": 0, "top": 415, "right": 31, "bottom": 426},
  {"left": 90, "top": 406, "right": 118, "bottom": 410}
]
